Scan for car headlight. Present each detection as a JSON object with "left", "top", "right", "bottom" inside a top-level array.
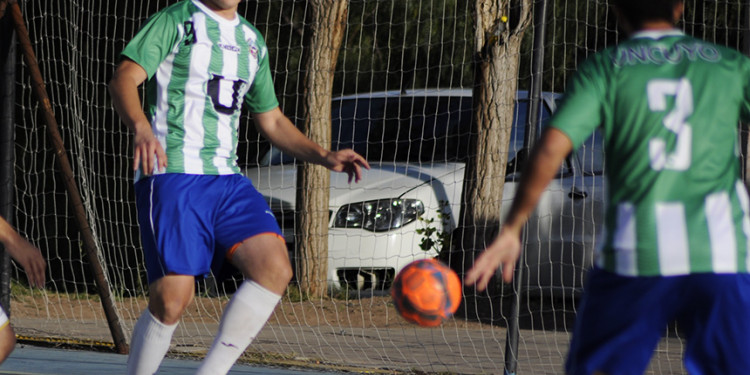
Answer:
[{"left": 333, "top": 199, "right": 425, "bottom": 232}]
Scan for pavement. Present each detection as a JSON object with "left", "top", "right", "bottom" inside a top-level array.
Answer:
[
  {"left": 9, "top": 317, "right": 687, "bottom": 374},
  {"left": 0, "top": 345, "right": 348, "bottom": 375}
]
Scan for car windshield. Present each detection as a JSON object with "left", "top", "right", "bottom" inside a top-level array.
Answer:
[{"left": 261, "top": 95, "right": 550, "bottom": 166}]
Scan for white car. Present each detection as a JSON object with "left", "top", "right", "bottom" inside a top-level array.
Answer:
[{"left": 244, "top": 89, "right": 605, "bottom": 294}]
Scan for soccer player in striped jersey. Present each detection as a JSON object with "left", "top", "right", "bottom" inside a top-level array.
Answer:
[
  {"left": 0, "top": 216, "right": 45, "bottom": 364},
  {"left": 108, "top": 1, "right": 369, "bottom": 374},
  {"left": 466, "top": 0, "right": 750, "bottom": 373}
]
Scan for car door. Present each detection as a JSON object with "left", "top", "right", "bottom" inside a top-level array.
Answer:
[{"left": 503, "top": 99, "right": 600, "bottom": 296}]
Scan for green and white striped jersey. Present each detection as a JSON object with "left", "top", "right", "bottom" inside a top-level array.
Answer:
[
  {"left": 121, "top": 0, "right": 278, "bottom": 179},
  {"left": 551, "top": 29, "right": 750, "bottom": 277}
]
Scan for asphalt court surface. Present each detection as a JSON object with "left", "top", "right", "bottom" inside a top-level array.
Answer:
[{"left": 0, "top": 345, "right": 347, "bottom": 375}]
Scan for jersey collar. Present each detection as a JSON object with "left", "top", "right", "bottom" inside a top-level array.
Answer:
[
  {"left": 192, "top": 0, "right": 240, "bottom": 26},
  {"left": 631, "top": 29, "right": 684, "bottom": 40}
]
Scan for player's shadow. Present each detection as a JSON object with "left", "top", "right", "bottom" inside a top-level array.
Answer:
[
  {"left": 443, "top": 231, "right": 581, "bottom": 333},
  {"left": 455, "top": 284, "right": 683, "bottom": 339},
  {"left": 455, "top": 285, "right": 580, "bottom": 332}
]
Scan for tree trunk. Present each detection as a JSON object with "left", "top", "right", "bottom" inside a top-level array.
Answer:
[
  {"left": 296, "top": 0, "right": 348, "bottom": 298},
  {"left": 452, "top": 0, "right": 532, "bottom": 275}
]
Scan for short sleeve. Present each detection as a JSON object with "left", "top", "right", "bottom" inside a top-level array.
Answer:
[
  {"left": 549, "top": 55, "right": 609, "bottom": 150},
  {"left": 244, "top": 44, "right": 279, "bottom": 113},
  {"left": 121, "top": 11, "right": 181, "bottom": 79}
]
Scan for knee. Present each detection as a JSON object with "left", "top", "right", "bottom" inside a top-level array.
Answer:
[
  {"left": 264, "top": 253, "right": 293, "bottom": 287},
  {"left": 251, "top": 252, "right": 293, "bottom": 294},
  {"left": 232, "top": 236, "right": 293, "bottom": 294},
  {"left": 149, "top": 294, "right": 193, "bottom": 325},
  {"left": 274, "top": 257, "right": 294, "bottom": 286},
  {"left": 147, "top": 275, "right": 195, "bottom": 325}
]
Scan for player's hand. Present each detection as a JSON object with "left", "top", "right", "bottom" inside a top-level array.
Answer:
[
  {"left": 325, "top": 149, "right": 370, "bottom": 183},
  {"left": 7, "top": 237, "right": 46, "bottom": 289},
  {"left": 133, "top": 128, "right": 167, "bottom": 175},
  {"left": 464, "top": 228, "right": 522, "bottom": 291}
]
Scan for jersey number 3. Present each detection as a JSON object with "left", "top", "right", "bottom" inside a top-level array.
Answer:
[{"left": 647, "top": 78, "right": 693, "bottom": 171}]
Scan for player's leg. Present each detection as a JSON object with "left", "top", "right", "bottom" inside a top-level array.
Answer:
[
  {"left": 565, "top": 268, "right": 676, "bottom": 375},
  {"left": 229, "top": 233, "right": 293, "bottom": 295},
  {"left": 195, "top": 235, "right": 291, "bottom": 375},
  {"left": 127, "top": 275, "right": 194, "bottom": 375},
  {"left": 678, "top": 273, "right": 750, "bottom": 375},
  {"left": 196, "top": 175, "right": 291, "bottom": 375},
  {"left": 129, "top": 174, "right": 219, "bottom": 375},
  {"left": 0, "top": 307, "right": 16, "bottom": 364},
  {"left": 146, "top": 274, "right": 196, "bottom": 324}
]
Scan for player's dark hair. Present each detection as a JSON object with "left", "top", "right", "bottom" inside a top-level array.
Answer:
[{"left": 612, "top": 0, "right": 682, "bottom": 29}]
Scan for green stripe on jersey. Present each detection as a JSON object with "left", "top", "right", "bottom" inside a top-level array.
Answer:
[
  {"left": 228, "top": 25, "right": 249, "bottom": 170},
  {"left": 164, "top": 18, "right": 190, "bottom": 172}
]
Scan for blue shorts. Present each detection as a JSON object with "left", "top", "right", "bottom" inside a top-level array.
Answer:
[
  {"left": 566, "top": 267, "right": 750, "bottom": 375},
  {"left": 134, "top": 174, "right": 282, "bottom": 284}
]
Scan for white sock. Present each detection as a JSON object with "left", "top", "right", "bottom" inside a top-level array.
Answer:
[
  {"left": 127, "top": 309, "right": 178, "bottom": 375},
  {"left": 195, "top": 280, "right": 281, "bottom": 375}
]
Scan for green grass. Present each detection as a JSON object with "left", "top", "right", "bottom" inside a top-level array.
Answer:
[{"left": 10, "top": 279, "right": 35, "bottom": 297}]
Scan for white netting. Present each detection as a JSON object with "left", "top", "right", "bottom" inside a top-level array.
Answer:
[{"left": 5, "top": 0, "right": 746, "bottom": 373}]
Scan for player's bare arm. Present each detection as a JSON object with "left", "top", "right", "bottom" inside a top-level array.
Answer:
[
  {"left": 108, "top": 59, "right": 167, "bottom": 175},
  {"left": 0, "top": 217, "right": 45, "bottom": 288},
  {"left": 465, "top": 127, "right": 572, "bottom": 291},
  {"left": 253, "top": 108, "right": 370, "bottom": 183}
]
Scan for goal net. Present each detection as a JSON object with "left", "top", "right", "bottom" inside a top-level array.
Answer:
[{"left": 4, "top": 0, "right": 747, "bottom": 373}]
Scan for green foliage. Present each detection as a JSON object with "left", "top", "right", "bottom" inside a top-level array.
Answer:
[
  {"left": 10, "top": 279, "right": 35, "bottom": 297},
  {"left": 531, "top": 0, "right": 747, "bottom": 94},
  {"left": 335, "top": 0, "right": 474, "bottom": 94},
  {"left": 244, "top": 0, "right": 749, "bottom": 106},
  {"left": 416, "top": 201, "right": 453, "bottom": 259},
  {"left": 535, "top": 0, "right": 618, "bottom": 93},
  {"left": 242, "top": 0, "right": 474, "bottom": 101},
  {"left": 329, "top": 287, "right": 351, "bottom": 301},
  {"left": 284, "top": 284, "right": 305, "bottom": 302},
  {"left": 682, "top": 0, "right": 743, "bottom": 49}
]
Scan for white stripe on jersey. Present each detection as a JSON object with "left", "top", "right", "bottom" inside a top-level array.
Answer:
[
  {"left": 706, "top": 191, "right": 737, "bottom": 272},
  {"left": 213, "top": 22, "right": 240, "bottom": 174},
  {"left": 613, "top": 202, "right": 637, "bottom": 276},
  {"left": 656, "top": 202, "right": 690, "bottom": 275},
  {"left": 183, "top": 12, "right": 210, "bottom": 174},
  {"left": 735, "top": 180, "right": 750, "bottom": 271}
]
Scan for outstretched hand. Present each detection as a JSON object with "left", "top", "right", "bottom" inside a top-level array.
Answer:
[
  {"left": 464, "top": 228, "right": 522, "bottom": 291},
  {"left": 325, "top": 149, "right": 370, "bottom": 183},
  {"left": 5, "top": 236, "right": 46, "bottom": 289}
]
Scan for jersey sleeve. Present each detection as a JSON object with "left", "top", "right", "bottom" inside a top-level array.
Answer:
[
  {"left": 244, "top": 41, "right": 279, "bottom": 114},
  {"left": 120, "top": 11, "right": 181, "bottom": 79},
  {"left": 549, "top": 55, "right": 609, "bottom": 150}
]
